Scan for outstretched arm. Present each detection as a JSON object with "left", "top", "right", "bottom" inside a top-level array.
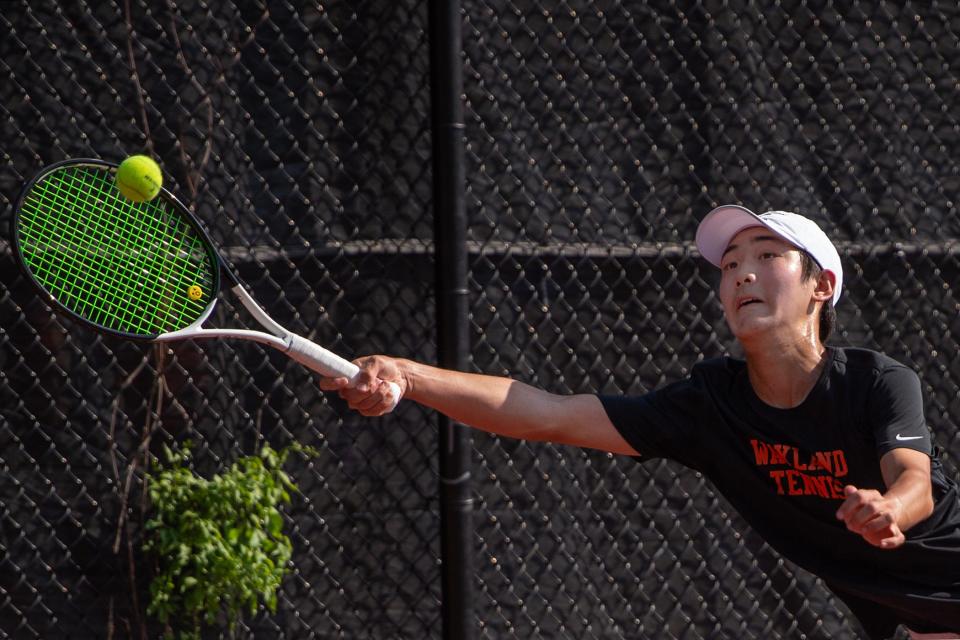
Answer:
[{"left": 319, "top": 356, "right": 639, "bottom": 456}]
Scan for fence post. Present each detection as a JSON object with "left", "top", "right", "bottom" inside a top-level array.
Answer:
[{"left": 429, "top": 1, "right": 474, "bottom": 638}]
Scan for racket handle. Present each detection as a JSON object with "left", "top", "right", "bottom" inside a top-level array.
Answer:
[{"left": 284, "top": 334, "right": 401, "bottom": 412}]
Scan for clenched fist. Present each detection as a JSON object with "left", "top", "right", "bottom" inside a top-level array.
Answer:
[
  {"left": 835, "top": 485, "right": 906, "bottom": 549},
  {"left": 319, "top": 355, "right": 407, "bottom": 417}
]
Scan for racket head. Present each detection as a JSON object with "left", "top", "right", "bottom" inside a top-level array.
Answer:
[{"left": 12, "top": 158, "right": 222, "bottom": 340}]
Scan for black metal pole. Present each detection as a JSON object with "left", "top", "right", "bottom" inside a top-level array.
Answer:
[{"left": 429, "top": 0, "right": 474, "bottom": 638}]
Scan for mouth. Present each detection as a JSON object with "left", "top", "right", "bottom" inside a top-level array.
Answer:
[{"left": 736, "top": 296, "right": 763, "bottom": 310}]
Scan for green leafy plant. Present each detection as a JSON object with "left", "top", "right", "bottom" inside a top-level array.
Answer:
[{"left": 144, "top": 443, "right": 316, "bottom": 639}]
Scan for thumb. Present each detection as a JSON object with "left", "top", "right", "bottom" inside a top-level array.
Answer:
[
  {"left": 352, "top": 356, "right": 383, "bottom": 392},
  {"left": 836, "top": 485, "right": 859, "bottom": 520},
  {"left": 350, "top": 358, "right": 379, "bottom": 391}
]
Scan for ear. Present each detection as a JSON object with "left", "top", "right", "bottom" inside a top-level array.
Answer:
[{"left": 812, "top": 269, "right": 836, "bottom": 303}]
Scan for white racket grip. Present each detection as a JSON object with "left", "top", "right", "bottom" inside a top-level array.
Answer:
[{"left": 283, "top": 334, "right": 401, "bottom": 412}]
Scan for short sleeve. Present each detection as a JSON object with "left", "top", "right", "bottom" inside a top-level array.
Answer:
[
  {"left": 868, "top": 365, "right": 931, "bottom": 456},
  {"left": 597, "top": 373, "right": 711, "bottom": 469}
]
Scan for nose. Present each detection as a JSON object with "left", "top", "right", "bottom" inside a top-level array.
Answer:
[{"left": 736, "top": 271, "right": 756, "bottom": 288}]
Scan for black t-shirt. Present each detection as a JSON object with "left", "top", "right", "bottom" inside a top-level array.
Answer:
[{"left": 599, "top": 347, "right": 960, "bottom": 633}]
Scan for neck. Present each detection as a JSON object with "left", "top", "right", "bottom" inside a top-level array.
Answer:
[{"left": 742, "top": 330, "right": 828, "bottom": 409}]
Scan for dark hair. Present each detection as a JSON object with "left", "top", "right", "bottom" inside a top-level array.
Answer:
[{"left": 799, "top": 251, "right": 836, "bottom": 342}]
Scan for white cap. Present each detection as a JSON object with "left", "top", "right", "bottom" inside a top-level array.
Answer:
[{"left": 695, "top": 205, "right": 843, "bottom": 305}]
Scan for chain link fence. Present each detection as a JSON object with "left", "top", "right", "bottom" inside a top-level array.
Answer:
[{"left": 2, "top": 1, "right": 959, "bottom": 638}]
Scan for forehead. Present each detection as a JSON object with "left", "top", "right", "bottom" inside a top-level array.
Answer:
[{"left": 724, "top": 226, "right": 796, "bottom": 253}]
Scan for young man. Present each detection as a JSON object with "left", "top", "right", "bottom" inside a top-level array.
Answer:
[{"left": 320, "top": 205, "right": 960, "bottom": 639}]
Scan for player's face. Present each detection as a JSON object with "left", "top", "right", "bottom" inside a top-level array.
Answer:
[{"left": 718, "top": 226, "right": 816, "bottom": 341}]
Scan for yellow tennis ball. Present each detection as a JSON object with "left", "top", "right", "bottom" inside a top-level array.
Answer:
[{"left": 115, "top": 155, "right": 162, "bottom": 202}]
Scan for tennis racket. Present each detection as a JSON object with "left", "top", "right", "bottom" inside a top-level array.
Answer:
[{"left": 12, "top": 158, "right": 400, "bottom": 410}]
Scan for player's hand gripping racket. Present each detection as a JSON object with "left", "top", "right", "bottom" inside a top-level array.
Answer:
[{"left": 12, "top": 158, "right": 401, "bottom": 410}]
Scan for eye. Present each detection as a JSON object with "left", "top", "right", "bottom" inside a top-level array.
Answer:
[
  {"left": 760, "top": 252, "right": 777, "bottom": 260},
  {"left": 722, "top": 261, "right": 737, "bottom": 271}
]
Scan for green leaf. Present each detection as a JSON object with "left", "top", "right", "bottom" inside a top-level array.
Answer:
[{"left": 144, "top": 442, "right": 305, "bottom": 638}]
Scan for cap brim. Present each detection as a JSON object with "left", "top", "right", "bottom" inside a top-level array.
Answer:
[{"left": 695, "top": 205, "right": 767, "bottom": 266}]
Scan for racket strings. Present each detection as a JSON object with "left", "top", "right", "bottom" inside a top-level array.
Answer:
[
  {"left": 17, "top": 165, "right": 216, "bottom": 336},
  {"left": 63, "top": 167, "right": 210, "bottom": 331},
  {"left": 23, "top": 170, "right": 147, "bottom": 328},
  {"left": 28, "top": 171, "right": 161, "bottom": 330}
]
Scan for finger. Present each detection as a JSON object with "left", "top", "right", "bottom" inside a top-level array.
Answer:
[
  {"left": 341, "top": 400, "right": 379, "bottom": 416},
  {"left": 836, "top": 485, "right": 862, "bottom": 520},
  {"left": 864, "top": 510, "right": 897, "bottom": 531},
  {"left": 879, "top": 531, "right": 905, "bottom": 549},
  {"left": 360, "top": 380, "right": 401, "bottom": 416},
  {"left": 338, "top": 384, "right": 377, "bottom": 404},
  {"left": 353, "top": 357, "right": 383, "bottom": 392},
  {"left": 359, "top": 386, "right": 401, "bottom": 417},
  {"left": 363, "top": 400, "right": 393, "bottom": 418},
  {"left": 354, "top": 397, "right": 382, "bottom": 414},
  {"left": 845, "top": 512, "right": 868, "bottom": 534},
  {"left": 860, "top": 515, "right": 893, "bottom": 535},
  {"left": 848, "top": 502, "right": 881, "bottom": 529},
  {"left": 353, "top": 387, "right": 386, "bottom": 413},
  {"left": 862, "top": 514, "right": 895, "bottom": 534},
  {"left": 838, "top": 488, "right": 885, "bottom": 525},
  {"left": 381, "top": 380, "right": 402, "bottom": 408},
  {"left": 360, "top": 398, "right": 395, "bottom": 417},
  {"left": 319, "top": 376, "right": 350, "bottom": 391}
]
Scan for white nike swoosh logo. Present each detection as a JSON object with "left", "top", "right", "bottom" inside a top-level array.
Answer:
[{"left": 895, "top": 434, "right": 924, "bottom": 441}]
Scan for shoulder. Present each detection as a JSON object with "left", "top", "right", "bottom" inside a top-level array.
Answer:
[
  {"left": 832, "top": 348, "right": 922, "bottom": 409},
  {"left": 599, "top": 356, "right": 740, "bottom": 415},
  {"left": 832, "top": 347, "right": 916, "bottom": 379}
]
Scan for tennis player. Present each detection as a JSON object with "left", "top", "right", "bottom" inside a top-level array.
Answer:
[{"left": 320, "top": 205, "right": 960, "bottom": 639}]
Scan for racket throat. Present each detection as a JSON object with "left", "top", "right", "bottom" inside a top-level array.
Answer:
[
  {"left": 231, "top": 283, "right": 361, "bottom": 379},
  {"left": 231, "top": 284, "right": 289, "bottom": 338}
]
